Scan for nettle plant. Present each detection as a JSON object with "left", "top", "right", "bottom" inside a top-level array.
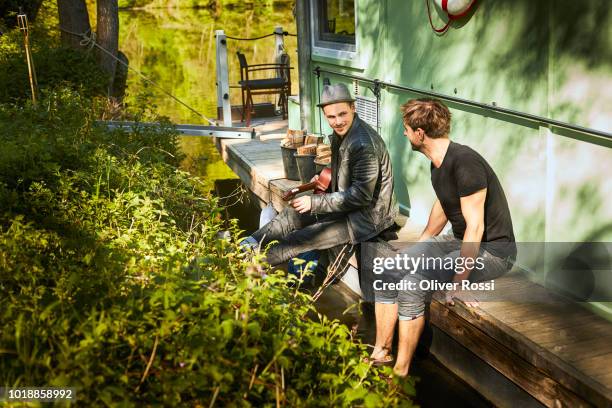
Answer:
[{"left": 0, "top": 88, "right": 415, "bottom": 406}]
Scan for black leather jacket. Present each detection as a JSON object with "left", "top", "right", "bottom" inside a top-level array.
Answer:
[{"left": 311, "top": 115, "right": 398, "bottom": 243}]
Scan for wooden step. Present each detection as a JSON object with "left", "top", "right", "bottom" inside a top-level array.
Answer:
[{"left": 429, "top": 274, "right": 612, "bottom": 407}]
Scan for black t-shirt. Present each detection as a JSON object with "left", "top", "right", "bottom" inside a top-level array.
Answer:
[{"left": 431, "top": 142, "right": 516, "bottom": 258}]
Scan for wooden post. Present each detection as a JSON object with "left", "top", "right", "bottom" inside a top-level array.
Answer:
[
  {"left": 274, "top": 26, "right": 285, "bottom": 59},
  {"left": 17, "top": 11, "right": 38, "bottom": 105},
  {"left": 215, "top": 30, "right": 232, "bottom": 126},
  {"left": 295, "top": 0, "right": 312, "bottom": 131}
]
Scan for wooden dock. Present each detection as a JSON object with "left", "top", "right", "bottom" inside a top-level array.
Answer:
[
  {"left": 215, "top": 119, "right": 612, "bottom": 408},
  {"left": 215, "top": 119, "right": 300, "bottom": 211}
]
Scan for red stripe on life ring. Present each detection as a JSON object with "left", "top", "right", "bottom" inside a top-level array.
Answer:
[
  {"left": 442, "top": 0, "right": 449, "bottom": 12},
  {"left": 427, "top": 0, "right": 451, "bottom": 33}
]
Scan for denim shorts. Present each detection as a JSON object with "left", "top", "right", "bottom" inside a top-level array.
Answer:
[{"left": 374, "top": 232, "right": 513, "bottom": 319}]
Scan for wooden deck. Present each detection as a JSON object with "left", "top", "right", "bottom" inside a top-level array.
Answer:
[
  {"left": 214, "top": 121, "right": 612, "bottom": 408},
  {"left": 215, "top": 118, "right": 300, "bottom": 211},
  {"left": 429, "top": 289, "right": 612, "bottom": 407}
]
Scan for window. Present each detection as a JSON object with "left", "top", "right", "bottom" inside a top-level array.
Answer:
[
  {"left": 312, "top": 0, "right": 357, "bottom": 56},
  {"left": 317, "top": 0, "right": 355, "bottom": 45}
]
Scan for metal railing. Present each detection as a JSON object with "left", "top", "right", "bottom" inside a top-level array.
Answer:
[
  {"left": 216, "top": 27, "right": 287, "bottom": 127},
  {"left": 314, "top": 66, "right": 612, "bottom": 145}
]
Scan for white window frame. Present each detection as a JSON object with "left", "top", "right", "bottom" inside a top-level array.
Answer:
[{"left": 310, "top": 0, "right": 358, "bottom": 61}]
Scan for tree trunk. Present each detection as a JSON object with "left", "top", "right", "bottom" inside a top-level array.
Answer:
[
  {"left": 111, "top": 50, "right": 129, "bottom": 99},
  {"left": 96, "top": 0, "right": 119, "bottom": 95},
  {"left": 57, "top": 0, "right": 91, "bottom": 50}
]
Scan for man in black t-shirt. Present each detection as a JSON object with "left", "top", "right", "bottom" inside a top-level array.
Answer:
[{"left": 369, "top": 99, "right": 516, "bottom": 376}]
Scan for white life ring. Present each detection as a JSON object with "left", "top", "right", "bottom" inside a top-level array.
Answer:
[
  {"left": 434, "top": 0, "right": 476, "bottom": 18},
  {"left": 427, "top": 0, "right": 477, "bottom": 33}
]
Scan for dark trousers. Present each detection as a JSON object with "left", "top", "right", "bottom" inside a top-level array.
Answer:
[{"left": 251, "top": 207, "right": 351, "bottom": 266}]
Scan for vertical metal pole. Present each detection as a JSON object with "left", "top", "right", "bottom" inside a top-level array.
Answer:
[
  {"left": 295, "top": 0, "right": 312, "bottom": 132},
  {"left": 273, "top": 26, "right": 286, "bottom": 118},
  {"left": 17, "top": 11, "right": 38, "bottom": 105},
  {"left": 215, "top": 30, "right": 231, "bottom": 126},
  {"left": 316, "top": 68, "right": 322, "bottom": 137},
  {"left": 274, "top": 26, "right": 285, "bottom": 59}
]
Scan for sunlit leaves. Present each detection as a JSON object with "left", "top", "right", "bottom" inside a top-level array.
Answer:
[{"left": 0, "top": 79, "right": 414, "bottom": 408}]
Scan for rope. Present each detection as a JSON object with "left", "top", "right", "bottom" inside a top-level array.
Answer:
[
  {"left": 224, "top": 31, "right": 297, "bottom": 41},
  {"left": 426, "top": 0, "right": 451, "bottom": 34},
  {"left": 225, "top": 32, "right": 275, "bottom": 41},
  {"left": 59, "top": 26, "right": 218, "bottom": 126}
]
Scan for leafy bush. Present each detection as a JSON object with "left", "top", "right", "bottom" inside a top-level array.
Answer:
[
  {"left": 0, "top": 0, "right": 107, "bottom": 104},
  {"left": 0, "top": 10, "right": 415, "bottom": 403},
  {"left": 0, "top": 0, "right": 43, "bottom": 28},
  {"left": 0, "top": 35, "right": 107, "bottom": 104},
  {"left": 0, "top": 86, "right": 415, "bottom": 406}
]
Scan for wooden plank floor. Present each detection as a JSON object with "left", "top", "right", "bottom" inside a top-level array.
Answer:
[
  {"left": 215, "top": 119, "right": 300, "bottom": 211},
  {"left": 215, "top": 123, "right": 612, "bottom": 407},
  {"left": 430, "top": 279, "right": 612, "bottom": 407}
]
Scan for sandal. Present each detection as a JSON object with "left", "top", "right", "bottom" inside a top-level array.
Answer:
[{"left": 363, "top": 354, "right": 394, "bottom": 366}]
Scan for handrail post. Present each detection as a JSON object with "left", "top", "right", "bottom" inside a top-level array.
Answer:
[
  {"left": 215, "top": 30, "right": 232, "bottom": 126},
  {"left": 295, "top": 0, "right": 312, "bottom": 132},
  {"left": 274, "top": 26, "right": 285, "bottom": 59}
]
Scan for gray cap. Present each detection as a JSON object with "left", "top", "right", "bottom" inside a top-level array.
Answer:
[{"left": 317, "top": 83, "right": 355, "bottom": 107}]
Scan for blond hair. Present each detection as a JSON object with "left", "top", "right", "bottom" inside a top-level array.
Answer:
[{"left": 400, "top": 98, "right": 451, "bottom": 138}]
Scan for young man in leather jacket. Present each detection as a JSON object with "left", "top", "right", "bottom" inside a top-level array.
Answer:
[{"left": 242, "top": 83, "right": 398, "bottom": 269}]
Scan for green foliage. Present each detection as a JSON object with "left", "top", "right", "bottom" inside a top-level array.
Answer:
[
  {"left": 0, "top": 81, "right": 414, "bottom": 408},
  {"left": 0, "top": 31, "right": 107, "bottom": 104},
  {"left": 0, "top": 0, "right": 43, "bottom": 28},
  {"left": 0, "top": 1, "right": 106, "bottom": 104},
  {"left": 0, "top": 5, "right": 415, "bottom": 403}
]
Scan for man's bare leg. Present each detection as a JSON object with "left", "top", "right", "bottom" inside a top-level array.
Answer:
[
  {"left": 370, "top": 303, "right": 398, "bottom": 359},
  {"left": 394, "top": 315, "right": 425, "bottom": 376}
]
